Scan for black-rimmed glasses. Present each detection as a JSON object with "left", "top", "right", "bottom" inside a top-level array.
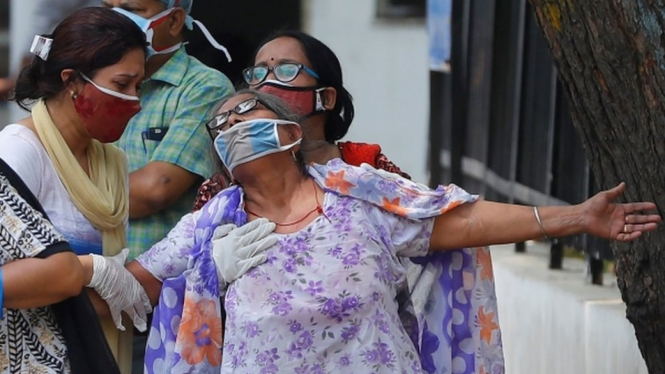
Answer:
[
  {"left": 242, "top": 63, "right": 320, "bottom": 86},
  {"left": 205, "top": 97, "right": 268, "bottom": 139}
]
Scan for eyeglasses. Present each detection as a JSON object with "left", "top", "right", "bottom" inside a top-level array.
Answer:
[
  {"left": 205, "top": 97, "right": 268, "bottom": 138},
  {"left": 242, "top": 63, "right": 320, "bottom": 85}
]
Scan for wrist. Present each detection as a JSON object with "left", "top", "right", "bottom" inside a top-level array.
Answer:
[
  {"left": 78, "top": 254, "right": 95, "bottom": 286},
  {"left": 569, "top": 203, "right": 589, "bottom": 236}
]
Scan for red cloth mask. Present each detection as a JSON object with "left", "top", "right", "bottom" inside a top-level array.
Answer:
[
  {"left": 257, "top": 80, "right": 325, "bottom": 118},
  {"left": 73, "top": 75, "right": 141, "bottom": 143}
]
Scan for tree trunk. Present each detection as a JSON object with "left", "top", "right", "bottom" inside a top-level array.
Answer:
[{"left": 527, "top": 1, "right": 665, "bottom": 372}]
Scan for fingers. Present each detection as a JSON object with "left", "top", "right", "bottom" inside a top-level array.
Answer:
[
  {"left": 130, "top": 304, "right": 148, "bottom": 332},
  {"left": 142, "top": 291, "right": 153, "bottom": 314},
  {"left": 624, "top": 222, "right": 659, "bottom": 233},
  {"left": 625, "top": 213, "right": 662, "bottom": 225},
  {"left": 213, "top": 224, "right": 236, "bottom": 240},
  {"left": 111, "top": 248, "right": 130, "bottom": 265},
  {"left": 238, "top": 236, "right": 278, "bottom": 258},
  {"left": 238, "top": 220, "right": 277, "bottom": 246},
  {"left": 603, "top": 182, "right": 626, "bottom": 201},
  {"left": 111, "top": 310, "right": 126, "bottom": 331},
  {"left": 623, "top": 202, "right": 659, "bottom": 214},
  {"left": 237, "top": 253, "right": 268, "bottom": 274},
  {"left": 235, "top": 218, "right": 270, "bottom": 237},
  {"left": 616, "top": 231, "right": 642, "bottom": 242}
]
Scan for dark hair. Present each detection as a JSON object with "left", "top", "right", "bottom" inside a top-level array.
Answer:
[
  {"left": 210, "top": 88, "right": 301, "bottom": 124},
  {"left": 255, "top": 30, "right": 355, "bottom": 143},
  {"left": 212, "top": 89, "right": 309, "bottom": 176},
  {"left": 13, "top": 7, "right": 147, "bottom": 111}
]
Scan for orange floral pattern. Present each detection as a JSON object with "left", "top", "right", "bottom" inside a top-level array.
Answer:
[
  {"left": 381, "top": 197, "right": 411, "bottom": 216},
  {"left": 324, "top": 170, "right": 356, "bottom": 194},
  {"left": 311, "top": 159, "right": 478, "bottom": 220},
  {"left": 478, "top": 306, "right": 499, "bottom": 345},
  {"left": 178, "top": 298, "right": 223, "bottom": 366},
  {"left": 477, "top": 247, "right": 494, "bottom": 281}
]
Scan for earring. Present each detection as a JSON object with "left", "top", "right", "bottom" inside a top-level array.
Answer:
[
  {"left": 292, "top": 151, "right": 298, "bottom": 162},
  {"left": 69, "top": 90, "right": 77, "bottom": 99}
]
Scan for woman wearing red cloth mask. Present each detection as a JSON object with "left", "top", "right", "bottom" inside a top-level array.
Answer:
[{"left": 193, "top": 30, "right": 408, "bottom": 210}]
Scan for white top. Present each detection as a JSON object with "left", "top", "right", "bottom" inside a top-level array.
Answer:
[{"left": 0, "top": 124, "right": 102, "bottom": 254}]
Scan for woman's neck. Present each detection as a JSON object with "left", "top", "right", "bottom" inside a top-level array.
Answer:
[
  {"left": 301, "top": 117, "right": 342, "bottom": 164},
  {"left": 303, "top": 142, "right": 341, "bottom": 165},
  {"left": 241, "top": 164, "right": 309, "bottom": 214},
  {"left": 43, "top": 96, "right": 91, "bottom": 160}
]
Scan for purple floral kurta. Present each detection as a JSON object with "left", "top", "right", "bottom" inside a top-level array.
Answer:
[
  {"left": 137, "top": 159, "right": 504, "bottom": 374},
  {"left": 223, "top": 191, "right": 432, "bottom": 373}
]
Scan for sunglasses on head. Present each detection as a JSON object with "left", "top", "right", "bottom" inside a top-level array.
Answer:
[
  {"left": 242, "top": 63, "right": 320, "bottom": 86},
  {"left": 205, "top": 97, "right": 271, "bottom": 139}
]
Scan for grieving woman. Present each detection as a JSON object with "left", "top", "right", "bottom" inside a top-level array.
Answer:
[{"left": 95, "top": 89, "right": 661, "bottom": 373}]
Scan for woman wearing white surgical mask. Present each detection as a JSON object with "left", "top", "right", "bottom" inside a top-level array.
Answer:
[
  {"left": 0, "top": 7, "right": 151, "bottom": 374},
  {"left": 90, "top": 90, "right": 659, "bottom": 374}
]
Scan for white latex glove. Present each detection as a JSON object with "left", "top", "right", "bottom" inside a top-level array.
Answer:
[
  {"left": 87, "top": 248, "right": 152, "bottom": 332},
  {"left": 212, "top": 218, "right": 278, "bottom": 285}
]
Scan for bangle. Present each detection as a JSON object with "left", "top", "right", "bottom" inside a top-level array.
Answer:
[
  {"left": 533, "top": 206, "right": 550, "bottom": 240},
  {"left": 0, "top": 267, "right": 4, "bottom": 319}
]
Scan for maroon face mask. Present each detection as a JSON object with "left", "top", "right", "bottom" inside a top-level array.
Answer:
[
  {"left": 257, "top": 80, "right": 325, "bottom": 118},
  {"left": 73, "top": 75, "right": 141, "bottom": 143}
]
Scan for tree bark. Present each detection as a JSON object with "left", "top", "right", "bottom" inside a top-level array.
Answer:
[{"left": 527, "top": 1, "right": 665, "bottom": 372}]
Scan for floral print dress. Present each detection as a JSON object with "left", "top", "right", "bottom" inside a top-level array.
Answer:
[
  {"left": 138, "top": 159, "right": 504, "bottom": 374},
  {"left": 222, "top": 192, "right": 433, "bottom": 373}
]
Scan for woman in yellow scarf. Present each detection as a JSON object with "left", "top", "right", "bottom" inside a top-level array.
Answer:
[{"left": 1, "top": 7, "right": 149, "bottom": 374}]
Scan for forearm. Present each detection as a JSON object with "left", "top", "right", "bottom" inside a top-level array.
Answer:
[
  {"left": 3, "top": 252, "right": 85, "bottom": 309},
  {"left": 128, "top": 174, "right": 174, "bottom": 218},
  {"left": 430, "top": 200, "right": 586, "bottom": 250},
  {"left": 128, "top": 163, "right": 198, "bottom": 218},
  {"left": 127, "top": 261, "right": 162, "bottom": 306}
]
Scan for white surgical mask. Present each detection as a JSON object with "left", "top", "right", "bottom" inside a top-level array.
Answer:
[
  {"left": 112, "top": 7, "right": 231, "bottom": 62},
  {"left": 113, "top": 7, "right": 182, "bottom": 59},
  {"left": 214, "top": 118, "right": 301, "bottom": 173}
]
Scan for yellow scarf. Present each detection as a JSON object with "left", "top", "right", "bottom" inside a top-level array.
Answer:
[{"left": 32, "top": 100, "right": 128, "bottom": 256}]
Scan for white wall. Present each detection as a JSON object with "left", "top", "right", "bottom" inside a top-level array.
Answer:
[
  {"left": 303, "top": 1, "right": 430, "bottom": 183},
  {"left": 491, "top": 243, "right": 648, "bottom": 374}
]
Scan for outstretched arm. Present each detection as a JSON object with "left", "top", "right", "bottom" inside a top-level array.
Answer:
[{"left": 429, "top": 182, "right": 660, "bottom": 250}]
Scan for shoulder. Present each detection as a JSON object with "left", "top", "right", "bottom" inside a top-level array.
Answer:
[
  {"left": 180, "top": 55, "right": 234, "bottom": 93},
  {"left": 0, "top": 124, "right": 40, "bottom": 144},
  {"left": 0, "top": 125, "right": 48, "bottom": 189},
  {"left": 0, "top": 125, "right": 48, "bottom": 166}
]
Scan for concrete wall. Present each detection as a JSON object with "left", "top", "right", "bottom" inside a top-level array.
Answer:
[
  {"left": 491, "top": 243, "right": 648, "bottom": 374},
  {"left": 302, "top": 0, "right": 430, "bottom": 184}
]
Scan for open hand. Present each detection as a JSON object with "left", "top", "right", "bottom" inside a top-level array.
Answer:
[
  {"left": 88, "top": 248, "right": 152, "bottom": 331},
  {"left": 581, "top": 182, "right": 661, "bottom": 241}
]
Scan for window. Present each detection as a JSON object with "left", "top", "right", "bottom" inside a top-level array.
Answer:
[{"left": 376, "top": 0, "right": 426, "bottom": 18}]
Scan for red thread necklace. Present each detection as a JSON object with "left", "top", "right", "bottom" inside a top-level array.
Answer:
[{"left": 245, "top": 178, "right": 324, "bottom": 227}]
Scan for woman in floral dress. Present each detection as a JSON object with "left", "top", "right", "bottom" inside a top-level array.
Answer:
[{"left": 117, "top": 90, "right": 658, "bottom": 374}]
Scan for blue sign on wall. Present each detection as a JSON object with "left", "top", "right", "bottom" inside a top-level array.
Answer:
[{"left": 427, "top": 0, "right": 452, "bottom": 72}]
